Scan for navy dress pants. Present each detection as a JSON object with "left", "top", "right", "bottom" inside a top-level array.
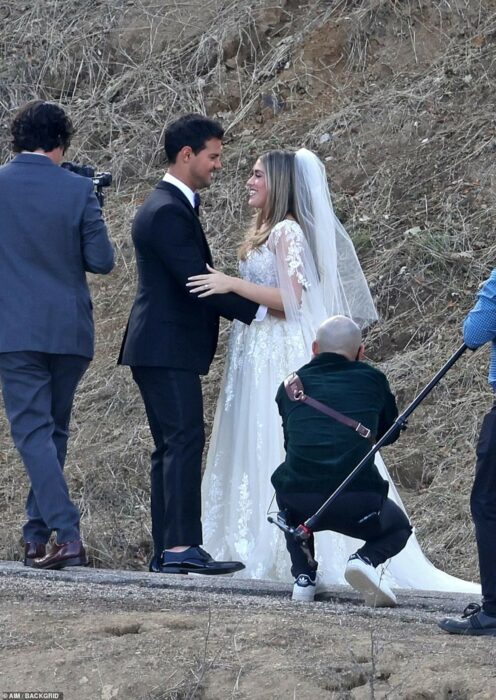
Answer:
[
  {"left": 0, "top": 351, "right": 89, "bottom": 543},
  {"left": 471, "top": 402, "right": 496, "bottom": 615},
  {"left": 131, "top": 366, "right": 205, "bottom": 553},
  {"left": 276, "top": 490, "right": 412, "bottom": 578}
]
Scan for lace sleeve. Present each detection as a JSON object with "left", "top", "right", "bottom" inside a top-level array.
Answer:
[{"left": 268, "top": 220, "right": 327, "bottom": 325}]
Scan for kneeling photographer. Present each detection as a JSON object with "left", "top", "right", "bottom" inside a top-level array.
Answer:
[
  {"left": 272, "top": 315, "right": 412, "bottom": 605},
  {"left": 0, "top": 100, "right": 114, "bottom": 570}
]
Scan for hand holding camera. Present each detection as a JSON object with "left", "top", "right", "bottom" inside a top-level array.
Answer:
[{"left": 62, "top": 161, "right": 112, "bottom": 207}]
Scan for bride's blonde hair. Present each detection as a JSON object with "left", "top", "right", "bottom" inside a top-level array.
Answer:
[{"left": 239, "top": 150, "right": 297, "bottom": 259}]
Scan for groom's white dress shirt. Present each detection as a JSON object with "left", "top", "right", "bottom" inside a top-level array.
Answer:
[{"left": 162, "top": 172, "right": 266, "bottom": 321}]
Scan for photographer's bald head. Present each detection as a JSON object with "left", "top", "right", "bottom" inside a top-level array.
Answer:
[{"left": 312, "top": 315, "right": 365, "bottom": 361}]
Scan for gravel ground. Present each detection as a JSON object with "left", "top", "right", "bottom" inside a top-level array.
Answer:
[{"left": 0, "top": 562, "right": 494, "bottom": 699}]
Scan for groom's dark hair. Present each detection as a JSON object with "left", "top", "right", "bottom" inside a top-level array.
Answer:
[{"left": 164, "top": 114, "right": 224, "bottom": 163}]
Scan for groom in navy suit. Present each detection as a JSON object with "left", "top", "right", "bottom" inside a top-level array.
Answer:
[
  {"left": 119, "top": 114, "right": 260, "bottom": 574},
  {"left": 0, "top": 100, "right": 115, "bottom": 569}
]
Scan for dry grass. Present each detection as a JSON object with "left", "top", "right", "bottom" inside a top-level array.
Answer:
[{"left": 0, "top": 0, "right": 496, "bottom": 581}]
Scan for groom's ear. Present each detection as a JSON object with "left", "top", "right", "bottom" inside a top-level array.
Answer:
[
  {"left": 311, "top": 340, "right": 319, "bottom": 357},
  {"left": 179, "top": 145, "right": 193, "bottom": 163}
]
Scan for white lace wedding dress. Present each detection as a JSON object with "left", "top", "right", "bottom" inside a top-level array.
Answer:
[{"left": 202, "top": 219, "right": 480, "bottom": 594}]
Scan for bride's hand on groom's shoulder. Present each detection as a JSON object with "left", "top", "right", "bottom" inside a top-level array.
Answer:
[{"left": 187, "top": 264, "right": 234, "bottom": 297}]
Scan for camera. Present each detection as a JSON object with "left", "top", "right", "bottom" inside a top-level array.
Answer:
[{"left": 61, "top": 161, "right": 112, "bottom": 207}]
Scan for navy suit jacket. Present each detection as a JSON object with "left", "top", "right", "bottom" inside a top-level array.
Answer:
[
  {"left": 119, "top": 181, "right": 258, "bottom": 374},
  {"left": 0, "top": 153, "right": 114, "bottom": 358}
]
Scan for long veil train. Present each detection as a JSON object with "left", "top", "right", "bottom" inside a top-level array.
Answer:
[{"left": 314, "top": 454, "right": 481, "bottom": 594}]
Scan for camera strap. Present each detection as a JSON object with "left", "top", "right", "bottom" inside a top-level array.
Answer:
[{"left": 284, "top": 372, "right": 375, "bottom": 444}]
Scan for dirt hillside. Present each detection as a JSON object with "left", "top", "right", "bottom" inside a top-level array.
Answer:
[{"left": 1, "top": 0, "right": 496, "bottom": 583}]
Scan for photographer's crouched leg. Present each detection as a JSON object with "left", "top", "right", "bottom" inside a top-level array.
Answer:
[
  {"left": 274, "top": 500, "right": 321, "bottom": 602},
  {"left": 343, "top": 495, "right": 412, "bottom": 607},
  {"left": 277, "top": 491, "right": 412, "bottom": 605}
]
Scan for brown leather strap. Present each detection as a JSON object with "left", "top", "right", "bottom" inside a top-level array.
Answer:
[{"left": 284, "top": 372, "right": 375, "bottom": 444}]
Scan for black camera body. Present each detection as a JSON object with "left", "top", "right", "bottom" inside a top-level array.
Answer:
[{"left": 61, "top": 161, "right": 112, "bottom": 206}]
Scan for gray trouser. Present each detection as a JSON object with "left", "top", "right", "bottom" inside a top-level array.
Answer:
[{"left": 0, "top": 351, "right": 89, "bottom": 543}]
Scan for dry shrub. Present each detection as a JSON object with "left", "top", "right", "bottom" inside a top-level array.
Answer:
[{"left": 1, "top": 0, "right": 496, "bottom": 580}]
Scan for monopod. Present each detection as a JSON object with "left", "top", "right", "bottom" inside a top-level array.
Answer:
[{"left": 268, "top": 343, "right": 469, "bottom": 567}]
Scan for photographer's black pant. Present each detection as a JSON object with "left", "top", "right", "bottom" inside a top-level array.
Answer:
[
  {"left": 276, "top": 490, "right": 412, "bottom": 578},
  {"left": 471, "top": 403, "right": 496, "bottom": 616}
]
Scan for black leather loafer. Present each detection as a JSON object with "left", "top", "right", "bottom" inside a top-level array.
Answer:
[{"left": 159, "top": 546, "right": 245, "bottom": 575}]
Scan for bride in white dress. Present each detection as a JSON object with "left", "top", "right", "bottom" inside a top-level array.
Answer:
[{"left": 189, "top": 148, "right": 479, "bottom": 594}]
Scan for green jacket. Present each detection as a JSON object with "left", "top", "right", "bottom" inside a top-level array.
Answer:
[{"left": 271, "top": 352, "right": 399, "bottom": 495}]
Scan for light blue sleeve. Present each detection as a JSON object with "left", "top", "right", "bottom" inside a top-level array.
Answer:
[{"left": 463, "top": 269, "right": 496, "bottom": 348}]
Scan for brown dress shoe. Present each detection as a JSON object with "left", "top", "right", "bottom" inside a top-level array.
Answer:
[
  {"left": 24, "top": 542, "right": 46, "bottom": 567},
  {"left": 32, "top": 540, "right": 88, "bottom": 570}
]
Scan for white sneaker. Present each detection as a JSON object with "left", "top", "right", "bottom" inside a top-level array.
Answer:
[
  {"left": 345, "top": 554, "right": 397, "bottom": 607},
  {"left": 292, "top": 572, "right": 324, "bottom": 602}
]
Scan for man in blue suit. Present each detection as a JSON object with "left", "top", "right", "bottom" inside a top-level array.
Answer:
[{"left": 0, "top": 100, "right": 114, "bottom": 569}]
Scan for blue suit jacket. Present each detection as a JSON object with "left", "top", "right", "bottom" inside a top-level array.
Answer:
[{"left": 0, "top": 153, "right": 114, "bottom": 358}]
